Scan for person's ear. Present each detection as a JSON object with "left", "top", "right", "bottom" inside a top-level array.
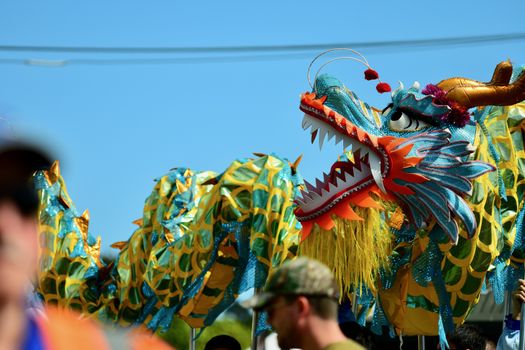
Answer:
[{"left": 296, "top": 296, "right": 310, "bottom": 318}]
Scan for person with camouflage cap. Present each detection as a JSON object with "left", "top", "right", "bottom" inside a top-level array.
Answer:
[{"left": 243, "top": 257, "right": 363, "bottom": 350}]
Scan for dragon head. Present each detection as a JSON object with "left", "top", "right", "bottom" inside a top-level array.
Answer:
[
  {"left": 295, "top": 70, "right": 508, "bottom": 239},
  {"left": 294, "top": 59, "right": 525, "bottom": 294}
]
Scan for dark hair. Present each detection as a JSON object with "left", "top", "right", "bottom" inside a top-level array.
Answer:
[
  {"left": 0, "top": 145, "right": 51, "bottom": 216},
  {"left": 306, "top": 296, "right": 338, "bottom": 319},
  {"left": 447, "top": 324, "right": 486, "bottom": 350},
  {"left": 0, "top": 186, "right": 40, "bottom": 217},
  {"left": 204, "top": 335, "right": 241, "bottom": 350}
]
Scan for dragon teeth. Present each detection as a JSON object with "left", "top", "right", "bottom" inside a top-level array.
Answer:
[
  {"left": 315, "top": 178, "right": 325, "bottom": 192},
  {"left": 299, "top": 112, "right": 389, "bottom": 212},
  {"left": 307, "top": 190, "right": 322, "bottom": 201},
  {"left": 303, "top": 113, "right": 364, "bottom": 152},
  {"left": 323, "top": 172, "right": 331, "bottom": 184},
  {"left": 311, "top": 129, "right": 318, "bottom": 144},
  {"left": 302, "top": 114, "right": 312, "bottom": 129},
  {"left": 300, "top": 189, "right": 313, "bottom": 201},
  {"left": 326, "top": 129, "right": 335, "bottom": 142},
  {"left": 343, "top": 138, "right": 353, "bottom": 151},
  {"left": 335, "top": 170, "right": 346, "bottom": 182},
  {"left": 318, "top": 129, "right": 327, "bottom": 150},
  {"left": 322, "top": 184, "right": 333, "bottom": 197},
  {"left": 369, "top": 152, "right": 386, "bottom": 193},
  {"left": 304, "top": 179, "right": 316, "bottom": 192}
]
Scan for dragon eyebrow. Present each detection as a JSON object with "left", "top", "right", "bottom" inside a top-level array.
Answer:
[
  {"left": 382, "top": 103, "right": 393, "bottom": 114},
  {"left": 384, "top": 102, "right": 441, "bottom": 127},
  {"left": 398, "top": 106, "right": 441, "bottom": 127}
]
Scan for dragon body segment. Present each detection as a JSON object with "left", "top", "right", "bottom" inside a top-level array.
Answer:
[
  {"left": 34, "top": 59, "right": 525, "bottom": 339},
  {"left": 36, "top": 155, "right": 300, "bottom": 329}
]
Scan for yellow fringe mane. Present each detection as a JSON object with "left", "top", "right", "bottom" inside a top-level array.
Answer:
[{"left": 299, "top": 206, "right": 393, "bottom": 297}]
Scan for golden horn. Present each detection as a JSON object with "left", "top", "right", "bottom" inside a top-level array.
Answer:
[
  {"left": 487, "top": 60, "right": 513, "bottom": 86},
  {"left": 437, "top": 61, "right": 525, "bottom": 108}
]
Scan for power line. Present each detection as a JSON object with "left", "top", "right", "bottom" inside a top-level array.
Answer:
[
  {"left": 0, "top": 33, "right": 524, "bottom": 67},
  {"left": 1, "top": 33, "right": 524, "bottom": 54},
  {"left": 0, "top": 52, "right": 317, "bottom": 66}
]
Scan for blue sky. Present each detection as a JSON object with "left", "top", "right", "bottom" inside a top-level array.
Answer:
[{"left": 1, "top": 1, "right": 524, "bottom": 254}]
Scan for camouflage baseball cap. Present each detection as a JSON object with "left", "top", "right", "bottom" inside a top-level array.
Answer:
[{"left": 242, "top": 257, "right": 339, "bottom": 310}]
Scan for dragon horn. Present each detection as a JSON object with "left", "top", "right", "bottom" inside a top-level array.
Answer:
[
  {"left": 487, "top": 60, "right": 513, "bottom": 86},
  {"left": 436, "top": 61, "right": 525, "bottom": 108},
  {"left": 289, "top": 154, "right": 303, "bottom": 175}
]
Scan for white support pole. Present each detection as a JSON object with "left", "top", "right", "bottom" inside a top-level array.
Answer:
[
  {"left": 519, "top": 294, "right": 525, "bottom": 350},
  {"left": 503, "top": 289, "right": 513, "bottom": 342},
  {"left": 417, "top": 335, "right": 425, "bottom": 350},
  {"left": 351, "top": 293, "right": 358, "bottom": 317},
  {"left": 251, "top": 288, "right": 262, "bottom": 350},
  {"left": 519, "top": 264, "right": 525, "bottom": 350},
  {"left": 505, "top": 291, "right": 513, "bottom": 319},
  {"left": 251, "top": 309, "right": 259, "bottom": 350},
  {"left": 190, "top": 328, "right": 196, "bottom": 350}
]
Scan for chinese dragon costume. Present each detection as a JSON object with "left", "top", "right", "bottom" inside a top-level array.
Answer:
[{"left": 34, "top": 51, "right": 525, "bottom": 339}]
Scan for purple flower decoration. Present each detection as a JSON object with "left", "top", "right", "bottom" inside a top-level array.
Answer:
[{"left": 422, "top": 84, "right": 470, "bottom": 127}]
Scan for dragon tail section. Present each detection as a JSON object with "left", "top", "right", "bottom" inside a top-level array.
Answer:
[{"left": 35, "top": 155, "right": 301, "bottom": 330}]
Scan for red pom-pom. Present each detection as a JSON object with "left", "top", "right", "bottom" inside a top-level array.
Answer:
[
  {"left": 364, "top": 68, "right": 379, "bottom": 80},
  {"left": 376, "top": 82, "right": 391, "bottom": 93}
]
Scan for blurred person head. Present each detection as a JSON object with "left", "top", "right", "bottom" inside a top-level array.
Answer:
[
  {"left": 204, "top": 335, "right": 241, "bottom": 350},
  {"left": 0, "top": 140, "right": 51, "bottom": 303},
  {"left": 485, "top": 339, "right": 496, "bottom": 350},
  {"left": 243, "top": 257, "right": 362, "bottom": 350},
  {"left": 0, "top": 125, "right": 174, "bottom": 350},
  {"left": 445, "top": 324, "right": 486, "bottom": 350}
]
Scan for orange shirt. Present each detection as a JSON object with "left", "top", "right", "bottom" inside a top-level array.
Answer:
[{"left": 34, "top": 307, "right": 173, "bottom": 350}]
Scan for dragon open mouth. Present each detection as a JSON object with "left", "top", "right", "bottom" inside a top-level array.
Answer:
[{"left": 295, "top": 93, "right": 390, "bottom": 222}]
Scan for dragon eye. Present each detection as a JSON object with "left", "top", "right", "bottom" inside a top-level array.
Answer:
[{"left": 387, "top": 109, "right": 431, "bottom": 132}]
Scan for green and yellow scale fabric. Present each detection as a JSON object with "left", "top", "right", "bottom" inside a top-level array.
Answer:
[
  {"left": 35, "top": 155, "right": 300, "bottom": 329},
  {"left": 378, "top": 102, "right": 525, "bottom": 335}
]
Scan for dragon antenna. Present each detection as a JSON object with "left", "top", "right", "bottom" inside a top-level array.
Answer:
[
  {"left": 307, "top": 48, "right": 369, "bottom": 89},
  {"left": 313, "top": 57, "right": 368, "bottom": 91},
  {"left": 306, "top": 48, "right": 391, "bottom": 94}
]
